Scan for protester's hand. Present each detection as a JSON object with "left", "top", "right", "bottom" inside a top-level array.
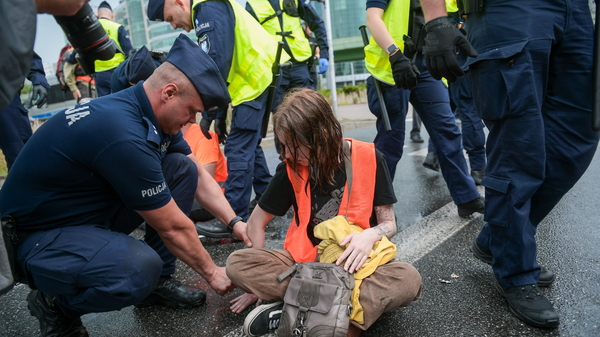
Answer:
[
  {"left": 31, "top": 85, "right": 48, "bottom": 108},
  {"left": 199, "top": 118, "right": 213, "bottom": 139},
  {"left": 214, "top": 118, "right": 228, "bottom": 144},
  {"left": 206, "top": 266, "right": 235, "bottom": 296},
  {"left": 389, "top": 51, "right": 420, "bottom": 91},
  {"left": 335, "top": 229, "right": 380, "bottom": 274},
  {"left": 423, "top": 16, "right": 477, "bottom": 82},
  {"left": 72, "top": 89, "right": 81, "bottom": 102},
  {"left": 232, "top": 221, "right": 253, "bottom": 248},
  {"left": 318, "top": 58, "right": 329, "bottom": 74},
  {"left": 230, "top": 293, "right": 259, "bottom": 313}
]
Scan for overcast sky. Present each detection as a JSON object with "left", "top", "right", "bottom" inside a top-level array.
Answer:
[{"left": 34, "top": 0, "right": 247, "bottom": 66}]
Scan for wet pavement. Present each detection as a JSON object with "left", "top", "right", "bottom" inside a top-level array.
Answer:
[{"left": 2, "top": 105, "right": 599, "bottom": 336}]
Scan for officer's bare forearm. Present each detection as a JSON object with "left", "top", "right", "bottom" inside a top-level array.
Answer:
[
  {"left": 139, "top": 200, "right": 219, "bottom": 280},
  {"left": 420, "top": 0, "right": 448, "bottom": 22}
]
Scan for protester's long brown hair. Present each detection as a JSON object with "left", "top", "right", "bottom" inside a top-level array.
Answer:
[{"left": 273, "top": 88, "right": 344, "bottom": 192}]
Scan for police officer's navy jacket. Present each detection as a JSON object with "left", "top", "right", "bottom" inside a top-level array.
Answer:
[{"left": 0, "top": 84, "right": 191, "bottom": 231}]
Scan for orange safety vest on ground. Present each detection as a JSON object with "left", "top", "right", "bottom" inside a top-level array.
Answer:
[{"left": 284, "top": 138, "right": 377, "bottom": 262}]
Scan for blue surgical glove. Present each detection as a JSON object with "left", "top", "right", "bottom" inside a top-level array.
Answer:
[{"left": 318, "top": 58, "right": 329, "bottom": 74}]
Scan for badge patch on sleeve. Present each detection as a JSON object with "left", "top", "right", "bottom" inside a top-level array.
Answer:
[{"left": 199, "top": 34, "right": 211, "bottom": 53}]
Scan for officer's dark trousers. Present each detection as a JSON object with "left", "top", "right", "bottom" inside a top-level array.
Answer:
[
  {"left": 16, "top": 153, "right": 198, "bottom": 317},
  {"left": 0, "top": 94, "right": 32, "bottom": 170},
  {"left": 224, "top": 90, "right": 272, "bottom": 221},
  {"left": 95, "top": 69, "right": 115, "bottom": 97},
  {"left": 449, "top": 71, "right": 486, "bottom": 171},
  {"left": 367, "top": 56, "right": 480, "bottom": 205},
  {"left": 272, "top": 60, "right": 315, "bottom": 112},
  {"left": 468, "top": 0, "right": 600, "bottom": 289}
]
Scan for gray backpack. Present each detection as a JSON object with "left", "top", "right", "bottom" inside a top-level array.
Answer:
[{"left": 277, "top": 262, "right": 355, "bottom": 337}]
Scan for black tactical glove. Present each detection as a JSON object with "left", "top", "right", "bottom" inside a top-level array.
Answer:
[
  {"left": 389, "top": 51, "right": 420, "bottom": 91},
  {"left": 199, "top": 118, "right": 214, "bottom": 139},
  {"left": 423, "top": 16, "right": 477, "bottom": 82},
  {"left": 31, "top": 84, "right": 48, "bottom": 108},
  {"left": 214, "top": 118, "right": 228, "bottom": 145}
]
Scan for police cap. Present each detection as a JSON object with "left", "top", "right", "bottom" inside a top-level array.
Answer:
[
  {"left": 125, "top": 46, "right": 157, "bottom": 85},
  {"left": 165, "top": 34, "right": 230, "bottom": 111},
  {"left": 98, "top": 1, "right": 112, "bottom": 11},
  {"left": 147, "top": 0, "right": 165, "bottom": 21}
]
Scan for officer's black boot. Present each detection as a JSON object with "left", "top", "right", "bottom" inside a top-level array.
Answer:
[
  {"left": 135, "top": 276, "right": 206, "bottom": 309},
  {"left": 456, "top": 196, "right": 485, "bottom": 217},
  {"left": 27, "top": 290, "right": 89, "bottom": 337}
]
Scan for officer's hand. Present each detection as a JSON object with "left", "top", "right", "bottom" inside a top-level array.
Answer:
[
  {"left": 214, "top": 118, "right": 228, "bottom": 145},
  {"left": 32, "top": 85, "right": 48, "bottom": 108},
  {"left": 318, "top": 58, "right": 329, "bottom": 74},
  {"left": 423, "top": 16, "right": 477, "bottom": 82},
  {"left": 199, "top": 118, "right": 213, "bottom": 140},
  {"left": 389, "top": 51, "right": 420, "bottom": 91}
]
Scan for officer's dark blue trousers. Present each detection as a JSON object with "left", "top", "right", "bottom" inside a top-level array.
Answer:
[
  {"left": 272, "top": 60, "right": 315, "bottom": 112},
  {"left": 449, "top": 71, "right": 486, "bottom": 171},
  {"left": 367, "top": 55, "right": 480, "bottom": 205},
  {"left": 0, "top": 94, "right": 32, "bottom": 170},
  {"left": 467, "top": 0, "right": 600, "bottom": 289},
  {"left": 95, "top": 69, "right": 115, "bottom": 97},
  {"left": 224, "top": 90, "right": 272, "bottom": 221},
  {"left": 16, "top": 153, "right": 197, "bottom": 317}
]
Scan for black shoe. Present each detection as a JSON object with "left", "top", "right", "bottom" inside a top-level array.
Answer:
[
  {"left": 471, "top": 169, "right": 485, "bottom": 185},
  {"left": 243, "top": 301, "right": 283, "bottom": 337},
  {"left": 423, "top": 152, "right": 440, "bottom": 172},
  {"left": 27, "top": 290, "right": 89, "bottom": 337},
  {"left": 135, "top": 276, "right": 206, "bottom": 309},
  {"left": 470, "top": 240, "right": 555, "bottom": 287},
  {"left": 195, "top": 220, "right": 231, "bottom": 238},
  {"left": 189, "top": 207, "right": 216, "bottom": 222},
  {"left": 457, "top": 197, "right": 485, "bottom": 217},
  {"left": 494, "top": 283, "right": 559, "bottom": 328},
  {"left": 410, "top": 133, "right": 424, "bottom": 143}
]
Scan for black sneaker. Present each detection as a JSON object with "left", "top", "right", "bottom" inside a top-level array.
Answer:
[
  {"left": 27, "top": 290, "right": 89, "bottom": 337},
  {"left": 410, "top": 133, "right": 424, "bottom": 143},
  {"left": 423, "top": 152, "right": 440, "bottom": 172},
  {"left": 495, "top": 283, "right": 559, "bottom": 328},
  {"left": 243, "top": 301, "right": 283, "bottom": 337},
  {"left": 470, "top": 240, "right": 556, "bottom": 287},
  {"left": 135, "top": 276, "right": 206, "bottom": 309},
  {"left": 457, "top": 197, "right": 485, "bottom": 217}
]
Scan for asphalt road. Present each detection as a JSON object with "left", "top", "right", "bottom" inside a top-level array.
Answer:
[{"left": 1, "top": 114, "right": 599, "bottom": 337}]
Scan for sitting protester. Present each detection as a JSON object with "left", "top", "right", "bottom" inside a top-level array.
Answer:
[{"left": 225, "top": 88, "right": 422, "bottom": 336}]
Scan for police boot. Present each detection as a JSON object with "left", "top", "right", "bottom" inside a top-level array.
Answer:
[
  {"left": 470, "top": 169, "right": 485, "bottom": 185},
  {"left": 456, "top": 196, "right": 485, "bottom": 217},
  {"left": 27, "top": 290, "right": 89, "bottom": 337},
  {"left": 135, "top": 276, "right": 206, "bottom": 309},
  {"left": 423, "top": 152, "right": 440, "bottom": 172}
]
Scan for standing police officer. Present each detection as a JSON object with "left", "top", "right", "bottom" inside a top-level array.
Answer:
[
  {"left": 245, "top": 0, "right": 329, "bottom": 109},
  {"left": 0, "top": 35, "right": 246, "bottom": 336},
  {"left": 365, "top": 0, "right": 484, "bottom": 217},
  {"left": 95, "top": 1, "right": 133, "bottom": 96},
  {"left": 421, "top": 0, "right": 600, "bottom": 328},
  {"left": 0, "top": 52, "right": 48, "bottom": 171},
  {"left": 147, "top": 0, "right": 278, "bottom": 236}
]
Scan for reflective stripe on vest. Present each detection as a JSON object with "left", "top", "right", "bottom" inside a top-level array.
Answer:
[
  {"left": 94, "top": 19, "right": 125, "bottom": 72},
  {"left": 284, "top": 139, "right": 377, "bottom": 262},
  {"left": 193, "top": 0, "right": 276, "bottom": 106},
  {"left": 247, "top": 0, "right": 311, "bottom": 62}
]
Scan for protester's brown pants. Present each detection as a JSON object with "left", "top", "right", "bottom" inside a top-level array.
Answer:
[{"left": 226, "top": 248, "right": 422, "bottom": 330}]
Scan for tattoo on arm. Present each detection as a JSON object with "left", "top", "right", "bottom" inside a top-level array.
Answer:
[{"left": 373, "top": 205, "right": 397, "bottom": 239}]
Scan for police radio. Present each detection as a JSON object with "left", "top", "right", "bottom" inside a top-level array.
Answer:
[{"left": 54, "top": 3, "right": 121, "bottom": 75}]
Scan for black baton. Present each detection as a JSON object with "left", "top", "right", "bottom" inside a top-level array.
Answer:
[
  {"left": 593, "top": 2, "right": 600, "bottom": 131},
  {"left": 359, "top": 25, "right": 392, "bottom": 132}
]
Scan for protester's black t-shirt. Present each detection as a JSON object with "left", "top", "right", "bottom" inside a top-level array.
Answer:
[{"left": 258, "top": 148, "right": 396, "bottom": 245}]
